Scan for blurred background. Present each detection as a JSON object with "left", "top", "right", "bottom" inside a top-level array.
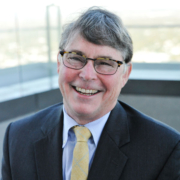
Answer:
[
  {"left": 0, "top": 0, "right": 180, "bottom": 102},
  {"left": 0, "top": 0, "right": 180, "bottom": 176}
]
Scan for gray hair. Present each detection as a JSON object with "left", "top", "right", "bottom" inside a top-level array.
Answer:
[{"left": 59, "top": 7, "right": 133, "bottom": 63}]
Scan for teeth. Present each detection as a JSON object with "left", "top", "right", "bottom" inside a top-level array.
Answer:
[{"left": 75, "top": 87, "right": 98, "bottom": 94}]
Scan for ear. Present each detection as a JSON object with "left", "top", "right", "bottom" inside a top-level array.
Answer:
[
  {"left": 57, "top": 51, "right": 61, "bottom": 73},
  {"left": 121, "top": 63, "right": 132, "bottom": 88}
]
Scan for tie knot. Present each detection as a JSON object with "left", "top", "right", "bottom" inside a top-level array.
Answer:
[{"left": 73, "top": 126, "right": 91, "bottom": 142}]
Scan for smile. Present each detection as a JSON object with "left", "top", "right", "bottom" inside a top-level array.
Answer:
[{"left": 74, "top": 86, "right": 99, "bottom": 96}]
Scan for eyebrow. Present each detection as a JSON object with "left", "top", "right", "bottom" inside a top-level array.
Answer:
[
  {"left": 68, "top": 49, "right": 84, "bottom": 56},
  {"left": 67, "top": 49, "right": 114, "bottom": 60},
  {"left": 97, "top": 56, "right": 114, "bottom": 60}
]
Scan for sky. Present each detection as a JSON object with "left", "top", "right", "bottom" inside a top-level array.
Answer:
[
  {"left": 0, "top": 0, "right": 180, "bottom": 66},
  {"left": 0, "top": 0, "right": 180, "bottom": 23}
]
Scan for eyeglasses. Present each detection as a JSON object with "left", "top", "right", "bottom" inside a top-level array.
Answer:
[{"left": 59, "top": 50, "right": 126, "bottom": 75}]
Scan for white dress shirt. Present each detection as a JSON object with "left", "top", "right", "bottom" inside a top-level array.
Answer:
[{"left": 62, "top": 106, "right": 110, "bottom": 180}]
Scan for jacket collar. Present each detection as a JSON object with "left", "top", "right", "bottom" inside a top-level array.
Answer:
[
  {"left": 40, "top": 103, "right": 63, "bottom": 136},
  {"left": 88, "top": 101, "right": 130, "bottom": 180},
  {"left": 105, "top": 101, "right": 130, "bottom": 148},
  {"left": 34, "top": 103, "right": 64, "bottom": 180}
]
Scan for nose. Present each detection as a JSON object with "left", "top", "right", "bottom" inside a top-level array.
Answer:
[{"left": 79, "top": 60, "right": 97, "bottom": 81}]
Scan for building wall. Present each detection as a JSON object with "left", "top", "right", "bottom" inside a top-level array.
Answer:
[{"left": 119, "top": 94, "right": 180, "bottom": 132}]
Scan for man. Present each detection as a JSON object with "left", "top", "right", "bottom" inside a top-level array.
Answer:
[{"left": 1, "top": 7, "right": 180, "bottom": 180}]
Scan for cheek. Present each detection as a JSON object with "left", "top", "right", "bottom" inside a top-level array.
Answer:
[
  {"left": 103, "top": 75, "right": 122, "bottom": 97},
  {"left": 114, "top": 75, "right": 124, "bottom": 94},
  {"left": 58, "top": 67, "right": 70, "bottom": 90},
  {"left": 59, "top": 67, "right": 78, "bottom": 87}
]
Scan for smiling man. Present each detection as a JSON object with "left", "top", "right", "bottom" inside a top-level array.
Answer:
[
  {"left": 1, "top": 7, "right": 180, "bottom": 180},
  {"left": 57, "top": 34, "right": 130, "bottom": 124}
]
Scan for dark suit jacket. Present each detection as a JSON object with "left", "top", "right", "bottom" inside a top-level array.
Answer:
[{"left": 1, "top": 101, "right": 180, "bottom": 180}]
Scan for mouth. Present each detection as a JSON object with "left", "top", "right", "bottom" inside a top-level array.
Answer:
[{"left": 73, "top": 86, "right": 100, "bottom": 96}]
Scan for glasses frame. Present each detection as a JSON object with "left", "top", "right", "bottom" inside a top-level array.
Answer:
[{"left": 59, "top": 50, "right": 125, "bottom": 75}]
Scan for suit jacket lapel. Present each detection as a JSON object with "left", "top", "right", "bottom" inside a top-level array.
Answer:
[
  {"left": 88, "top": 101, "right": 130, "bottom": 180},
  {"left": 34, "top": 104, "right": 64, "bottom": 180},
  {"left": 33, "top": 101, "right": 130, "bottom": 180}
]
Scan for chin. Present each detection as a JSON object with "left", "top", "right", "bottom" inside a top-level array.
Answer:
[
  {"left": 75, "top": 107, "right": 97, "bottom": 117},
  {"left": 75, "top": 108, "right": 94, "bottom": 116}
]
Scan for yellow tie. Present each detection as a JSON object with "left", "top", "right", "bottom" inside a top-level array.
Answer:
[{"left": 71, "top": 126, "right": 92, "bottom": 180}]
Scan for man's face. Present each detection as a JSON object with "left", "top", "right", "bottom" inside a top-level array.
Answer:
[{"left": 57, "top": 34, "right": 131, "bottom": 124}]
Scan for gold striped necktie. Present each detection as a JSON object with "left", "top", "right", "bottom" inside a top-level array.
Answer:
[{"left": 71, "top": 126, "right": 92, "bottom": 180}]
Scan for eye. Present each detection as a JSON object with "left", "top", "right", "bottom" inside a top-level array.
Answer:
[
  {"left": 69, "top": 56, "right": 81, "bottom": 61},
  {"left": 97, "top": 59, "right": 115, "bottom": 67},
  {"left": 99, "top": 61, "right": 113, "bottom": 66},
  {"left": 68, "top": 55, "right": 85, "bottom": 63}
]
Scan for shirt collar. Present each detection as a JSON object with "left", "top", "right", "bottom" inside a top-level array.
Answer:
[{"left": 62, "top": 106, "right": 110, "bottom": 148}]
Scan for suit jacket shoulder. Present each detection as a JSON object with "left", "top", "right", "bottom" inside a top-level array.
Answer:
[
  {"left": 88, "top": 101, "right": 180, "bottom": 180},
  {"left": 8, "top": 102, "right": 63, "bottom": 140},
  {"left": 112, "top": 101, "right": 180, "bottom": 180},
  {"left": 1, "top": 103, "right": 64, "bottom": 180}
]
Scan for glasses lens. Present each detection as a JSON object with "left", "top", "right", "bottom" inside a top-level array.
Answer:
[
  {"left": 95, "top": 59, "right": 119, "bottom": 75},
  {"left": 63, "top": 53, "right": 86, "bottom": 69}
]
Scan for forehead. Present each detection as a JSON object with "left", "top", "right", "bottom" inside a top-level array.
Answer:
[{"left": 65, "top": 34, "right": 123, "bottom": 60}]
